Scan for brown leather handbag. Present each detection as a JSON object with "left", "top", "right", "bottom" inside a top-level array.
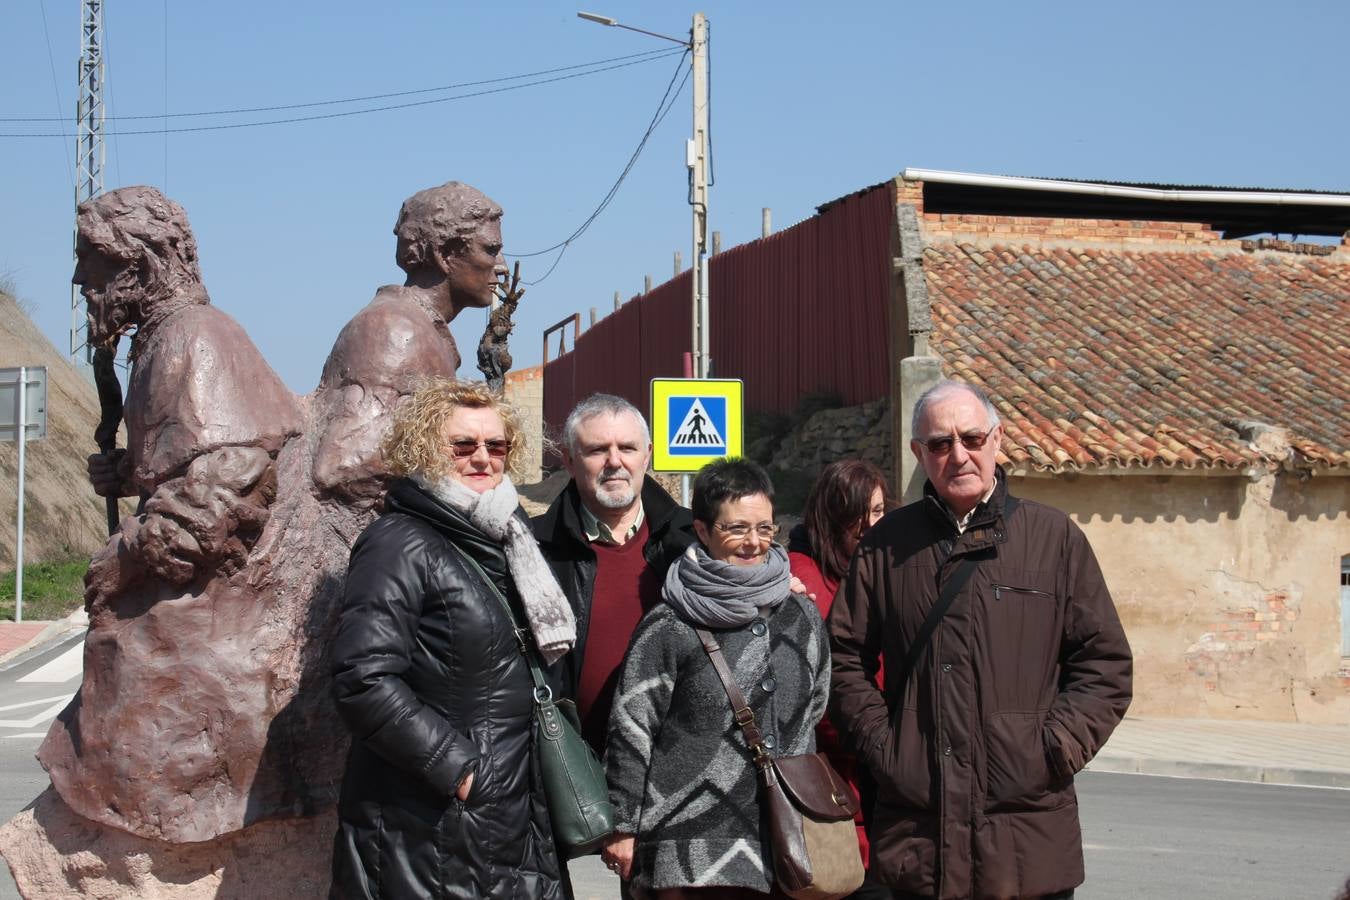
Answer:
[{"left": 695, "top": 627, "right": 865, "bottom": 900}]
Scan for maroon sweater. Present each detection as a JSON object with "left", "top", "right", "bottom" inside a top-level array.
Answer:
[{"left": 575, "top": 519, "right": 666, "bottom": 751}]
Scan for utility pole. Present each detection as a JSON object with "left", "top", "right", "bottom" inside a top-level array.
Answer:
[
  {"left": 578, "top": 10, "right": 711, "bottom": 378},
  {"left": 688, "top": 12, "right": 710, "bottom": 378},
  {"left": 71, "top": 0, "right": 106, "bottom": 363}
]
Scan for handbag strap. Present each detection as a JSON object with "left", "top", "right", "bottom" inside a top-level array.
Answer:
[
  {"left": 693, "top": 626, "right": 773, "bottom": 770},
  {"left": 896, "top": 495, "right": 1020, "bottom": 693},
  {"left": 448, "top": 542, "right": 554, "bottom": 704}
]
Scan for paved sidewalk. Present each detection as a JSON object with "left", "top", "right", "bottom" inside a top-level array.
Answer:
[
  {"left": 0, "top": 622, "right": 50, "bottom": 662},
  {"left": 0, "top": 614, "right": 84, "bottom": 666},
  {"left": 1089, "top": 715, "right": 1350, "bottom": 788}
]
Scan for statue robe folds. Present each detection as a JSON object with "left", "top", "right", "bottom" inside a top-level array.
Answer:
[{"left": 37, "top": 302, "right": 352, "bottom": 844}]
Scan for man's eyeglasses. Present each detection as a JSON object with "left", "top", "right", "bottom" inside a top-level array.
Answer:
[
  {"left": 920, "top": 425, "right": 996, "bottom": 455},
  {"left": 713, "top": 522, "right": 781, "bottom": 541},
  {"left": 449, "top": 439, "right": 512, "bottom": 459}
]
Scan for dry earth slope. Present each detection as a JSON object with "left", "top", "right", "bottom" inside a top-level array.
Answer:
[{"left": 0, "top": 291, "right": 130, "bottom": 568}]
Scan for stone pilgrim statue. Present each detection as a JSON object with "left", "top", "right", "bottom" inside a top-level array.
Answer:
[
  {"left": 0, "top": 181, "right": 513, "bottom": 897},
  {"left": 313, "top": 182, "right": 507, "bottom": 509}
]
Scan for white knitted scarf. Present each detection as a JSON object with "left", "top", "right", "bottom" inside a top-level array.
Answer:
[{"left": 417, "top": 474, "right": 577, "bottom": 665}]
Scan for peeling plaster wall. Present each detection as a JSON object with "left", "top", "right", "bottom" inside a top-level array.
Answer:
[{"left": 1011, "top": 472, "right": 1350, "bottom": 724}]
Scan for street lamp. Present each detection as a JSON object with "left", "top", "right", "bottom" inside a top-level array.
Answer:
[{"left": 578, "top": 10, "right": 711, "bottom": 379}]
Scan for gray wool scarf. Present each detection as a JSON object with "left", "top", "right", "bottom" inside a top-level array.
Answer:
[
  {"left": 417, "top": 474, "right": 576, "bottom": 665},
  {"left": 662, "top": 542, "right": 792, "bottom": 629}
]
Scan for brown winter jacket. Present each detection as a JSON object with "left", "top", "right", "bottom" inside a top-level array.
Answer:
[{"left": 828, "top": 472, "right": 1132, "bottom": 899}]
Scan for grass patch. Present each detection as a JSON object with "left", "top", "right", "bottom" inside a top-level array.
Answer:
[{"left": 0, "top": 557, "right": 87, "bottom": 622}]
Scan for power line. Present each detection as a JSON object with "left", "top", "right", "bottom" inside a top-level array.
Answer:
[
  {"left": 35, "top": 0, "right": 72, "bottom": 184},
  {"left": 511, "top": 50, "right": 692, "bottom": 287},
  {"left": 0, "top": 47, "right": 679, "bottom": 123},
  {"left": 0, "top": 50, "right": 685, "bottom": 138}
]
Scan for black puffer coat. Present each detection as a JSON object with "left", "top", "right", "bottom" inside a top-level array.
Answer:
[{"left": 329, "top": 478, "right": 563, "bottom": 899}]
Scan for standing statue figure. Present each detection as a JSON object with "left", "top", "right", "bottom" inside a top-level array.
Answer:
[
  {"left": 34, "top": 186, "right": 348, "bottom": 849},
  {"left": 312, "top": 182, "right": 507, "bottom": 509},
  {"left": 477, "top": 260, "right": 525, "bottom": 392}
]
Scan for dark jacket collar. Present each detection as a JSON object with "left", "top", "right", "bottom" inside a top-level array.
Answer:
[
  {"left": 923, "top": 467, "right": 1013, "bottom": 554},
  {"left": 534, "top": 475, "right": 685, "bottom": 555},
  {"left": 384, "top": 477, "right": 511, "bottom": 583}
]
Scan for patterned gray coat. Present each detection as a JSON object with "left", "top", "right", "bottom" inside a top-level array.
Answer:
[{"left": 605, "top": 593, "right": 830, "bottom": 892}]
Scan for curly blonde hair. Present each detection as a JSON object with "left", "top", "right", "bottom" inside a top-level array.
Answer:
[{"left": 382, "top": 379, "right": 527, "bottom": 483}]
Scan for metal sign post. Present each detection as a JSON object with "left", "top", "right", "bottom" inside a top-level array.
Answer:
[
  {"left": 16, "top": 367, "right": 24, "bottom": 622},
  {"left": 2, "top": 366, "right": 48, "bottom": 623}
]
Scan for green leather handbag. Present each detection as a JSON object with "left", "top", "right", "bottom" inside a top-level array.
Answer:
[
  {"left": 530, "top": 677, "right": 616, "bottom": 856},
  {"left": 452, "top": 546, "right": 616, "bottom": 857}
]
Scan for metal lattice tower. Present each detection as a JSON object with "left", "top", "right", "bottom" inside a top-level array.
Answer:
[{"left": 70, "top": 0, "right": 105, "bottom": 362}]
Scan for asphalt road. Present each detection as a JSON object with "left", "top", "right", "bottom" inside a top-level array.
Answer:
[
  {"left": 0, "top": 633, "right": 88, "bottom": 900},
  {"left": 2, "top": 637, "right": 1346, "bottom": 899}
]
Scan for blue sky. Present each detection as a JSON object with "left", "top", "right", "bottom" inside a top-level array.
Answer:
[{"left": 3, "top": 0, "right": 1347, "bottom": 393}]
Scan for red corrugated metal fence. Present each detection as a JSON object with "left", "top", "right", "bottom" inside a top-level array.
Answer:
[{"left": 542, "top": 183, "right": 893, "bottom": 446}]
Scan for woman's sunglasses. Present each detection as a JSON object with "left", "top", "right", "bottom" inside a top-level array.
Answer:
[{"left": 449, "top": 439, "right": 512, "bottom": 459}]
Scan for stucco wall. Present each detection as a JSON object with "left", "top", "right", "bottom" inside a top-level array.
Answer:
[
  {"left": 503, "top": 365, "right": 545, "bottom": 484},
  {"left": 1010, "top": 471, "right": 1349, "bottom": 724}
]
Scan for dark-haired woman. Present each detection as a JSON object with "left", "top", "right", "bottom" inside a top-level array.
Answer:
[
  {"left": 602, "top": 458, "right": 829, "bottom": 898},
  {"left": 787, "top": 459, "right": 893, "bottom": 891}
]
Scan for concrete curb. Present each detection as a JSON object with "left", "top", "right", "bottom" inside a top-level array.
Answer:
[
  {"left": 1087, "top": 752, "right": 1350, "bottom": 790},
  {"left": 0, "top": 610, "right": 87, "bottom": 669}
]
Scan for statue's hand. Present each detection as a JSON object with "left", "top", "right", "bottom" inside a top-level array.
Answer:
[
  {"left": 130, "top": 511, "right": 203, "bottom": 586},
  {"left": 495, "top": 260, "right": 526, "bottom": 307},
  {"left": 87, "top": 449, "right": 132, "bottom": 498},
  {"left": 127, "top": 446, "right": 275, "bottom": 581}
]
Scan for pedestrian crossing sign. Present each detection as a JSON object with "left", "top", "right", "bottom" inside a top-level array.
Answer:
[{"left": 650, "top": 378, "right": 744, "bottom": 472}]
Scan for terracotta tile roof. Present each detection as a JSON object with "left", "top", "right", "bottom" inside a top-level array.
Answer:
[{"left": 924, "top": 242, "right": 1350, "bottom": 473}]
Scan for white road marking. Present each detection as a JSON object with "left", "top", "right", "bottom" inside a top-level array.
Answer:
[
  {"left": 0, "top": 695, "right": 73, "bottom": 714},
  {"left": 1084, "top": 843, "right": 1181, "bottom": 854},
  {"left": 16, "top": 642, "right": 84, "bottom": 684},
  {"left": 0, "top": 694, "right": 74, "bottom": 729}
]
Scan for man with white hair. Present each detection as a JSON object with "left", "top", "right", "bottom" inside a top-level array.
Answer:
[
  {"left": 533, "top": 394, "right": 697, "bottom": 752},
  {"left": 829, "top": 379, "right": 1132, "bottom": 900}
]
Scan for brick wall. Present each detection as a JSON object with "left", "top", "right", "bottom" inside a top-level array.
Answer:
[
  {"left": 504, "top": 364, "right": 544, "bottom": 484},
  {"left": 1183, "top": 588, "right": 1300, "bottom": 693},
  {"left": 894, "top": 176, "right": 1346, "bottom": 249},
  {"left": 922, "top": 213, "right": 1224, "bottom": 245}
]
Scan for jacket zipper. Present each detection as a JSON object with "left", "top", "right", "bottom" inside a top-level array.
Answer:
[{"left": 992, "top": 584, "right": 1054, "bottom": 601}]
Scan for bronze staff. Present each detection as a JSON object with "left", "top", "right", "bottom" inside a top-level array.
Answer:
[{"left": 91, "top": 343, "right": 122, "bottom": 535}]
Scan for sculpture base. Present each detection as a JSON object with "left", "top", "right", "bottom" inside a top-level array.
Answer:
[{"left": 0, "top": 789, "right": 334, "bottom": 899}]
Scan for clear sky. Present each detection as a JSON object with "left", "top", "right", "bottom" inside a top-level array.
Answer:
[{"left": 3, "top": 0, "right": 1347, "bottom": 393}]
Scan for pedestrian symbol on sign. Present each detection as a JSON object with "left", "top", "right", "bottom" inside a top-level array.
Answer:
[{"left": 668, "top": 397, "right": 726, "bottom": 455}]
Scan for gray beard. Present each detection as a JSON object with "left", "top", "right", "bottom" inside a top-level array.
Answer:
[
  {"left": 592, "top": 470, "right": 636, "bottom": 510},
  {"left": 593, "top": 484, "right": 636, "bottom": 510}
]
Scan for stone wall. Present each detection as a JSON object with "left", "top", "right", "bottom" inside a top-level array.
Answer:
[{"left": 768, "top": 398, "right": 893, "bottom": 476}]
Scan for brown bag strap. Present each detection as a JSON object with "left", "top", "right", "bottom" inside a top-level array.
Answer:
[{"left": 694, "top": 627, "right": 772, "bottom": 768}]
